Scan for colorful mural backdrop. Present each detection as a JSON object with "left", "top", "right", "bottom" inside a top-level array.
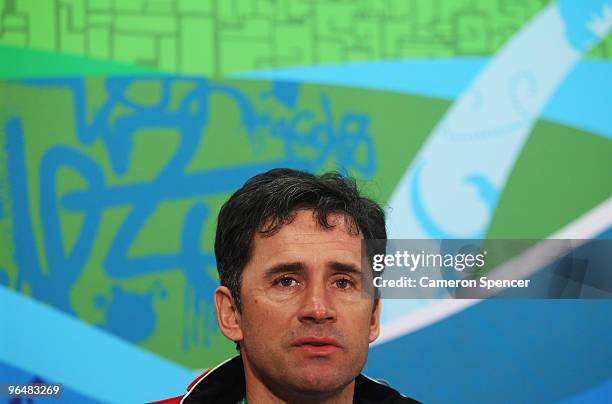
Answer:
[{"left": 1, "top": 1, "right": 611, "bottom": 403}]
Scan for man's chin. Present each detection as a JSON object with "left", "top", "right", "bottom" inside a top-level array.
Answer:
[{"left": 285, "top": 367, "right": 354, "bottom": 396}]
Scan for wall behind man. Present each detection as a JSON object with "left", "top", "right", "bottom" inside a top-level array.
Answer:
[{"left": 1, "top": 1, "right": 611, "bottom": 403}]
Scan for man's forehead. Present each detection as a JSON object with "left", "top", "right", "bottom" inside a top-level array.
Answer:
[{"left": 250, "top": 210, "right": 362, "bottom": 256}]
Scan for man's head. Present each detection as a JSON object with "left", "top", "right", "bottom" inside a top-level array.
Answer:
[{"left": 213, "top": 168, "right": 386, "bottom": 401}]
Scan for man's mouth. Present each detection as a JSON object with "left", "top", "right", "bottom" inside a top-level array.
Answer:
[{"left": 291, "top": 337, "right": 342, "bottom": 354}]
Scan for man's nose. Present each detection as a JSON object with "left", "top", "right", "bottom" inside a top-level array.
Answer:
[{"left": 298, "top": 282, "right": 337, "bottom": 324}]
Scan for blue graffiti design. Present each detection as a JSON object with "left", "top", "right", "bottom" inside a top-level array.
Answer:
[
  {"left": 6, "top": 118, "right": 72, "bottom": 312},
  {"left": 5, "top": 76, "right": 376, "bottom": 349},
  {"left": 260, "top": 81, "right": 302, "bottom": 108},
  {"left": 6, "top": 117, "right": 105, "bottom": 313},
  {"left": 95, "top": 284, "right": 158, "bottom": 343},
  {"left": 270, "top": 93, "right": 375, "bottom": 175},
  {"left": 40, "top": 147, "right": 105, "bottom": 305},
  {"left": 0, "top": 268, "right": 8, "bottom": 286}
]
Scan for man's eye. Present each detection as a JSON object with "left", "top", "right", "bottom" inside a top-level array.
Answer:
[
  {"left": 276, "top": 277, "right": 298, "bottom": 287},
  {"left": 335, "top": 278, "right": 354, "bottom": 289}
]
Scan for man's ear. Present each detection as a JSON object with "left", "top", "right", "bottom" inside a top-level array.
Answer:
[
  {"left": 369, "top": 298, "right": 381, "bottom": 343},
  {"left": 214, "top": 286, "right": 243, "bottom": 343}
]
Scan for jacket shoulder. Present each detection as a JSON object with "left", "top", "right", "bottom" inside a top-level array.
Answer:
[{"left": 355, "top": 374, "right": 421, "bottom": 404}]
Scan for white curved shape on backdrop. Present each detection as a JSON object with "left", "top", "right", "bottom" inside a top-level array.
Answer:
[{"left": 382, "top": 1, "right": 612, "bottom": 326}]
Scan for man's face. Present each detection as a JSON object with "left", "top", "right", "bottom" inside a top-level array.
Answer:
[{"left": 234, "top": 210, "right": 380, "bottom": 397}]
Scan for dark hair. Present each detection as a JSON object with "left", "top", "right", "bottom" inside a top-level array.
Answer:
[{"left": 214, "top": 168, "right": 386, "bottom": 311}]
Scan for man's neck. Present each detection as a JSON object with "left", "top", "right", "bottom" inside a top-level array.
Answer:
[{"left": 245, "top": 379, "right": 355, "bottom": 404}]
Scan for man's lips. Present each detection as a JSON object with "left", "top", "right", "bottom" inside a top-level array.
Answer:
[{"left": 291, "top": 337, "right": 342, "bottom": 354}]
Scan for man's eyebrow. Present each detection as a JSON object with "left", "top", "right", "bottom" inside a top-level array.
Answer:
[
  {"left": 262, "top": 261, "right": 361, "bottom": 277},
  {"left": 329, "top": 261, "right": 362, "bottom": 274},
  {"left": 263, "top": 262, "right": 306, "bottom": 277}
]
